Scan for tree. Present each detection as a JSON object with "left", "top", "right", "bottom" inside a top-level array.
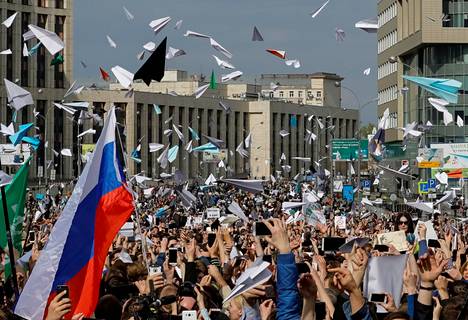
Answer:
[{"left": 359, "top": 123, "right": 375, "bottom": 138}]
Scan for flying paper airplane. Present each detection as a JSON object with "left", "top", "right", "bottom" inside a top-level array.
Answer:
[
  {"left": 134, "top": 37, "right": 167, "bottom": 85},
  {"left": 355, "top": 19, "right": 378, "bottom": 33},
  {"left": 252, "top": 26, "right": 264, "bottom": 41},
  {"left": 4, "top": 78, "right": 33, "bottom": 111},
  {"left": 213, "top": 55, "right": 235, "bottom": 69},
  {"left": 266, "top": 49, "right": 286, "bottom": 59},
  {"left": 310, "top": 0, "right": 330, "bottom": 18},
  {"left": 106, "top": 35, "right": 117, "bottom": 48},
  {"left": 221, "top": 71, "right": 243, "bottom": 82},
  {"left": 149, "top": 16, "right": 171, "bottom": 34},
  {"left": 210, "top": 38, "right": 233, "bottom": 59},
  {"left": 111, "top": 66, "right": 134, "bottom": 89},
  {"left": 2, "top": 12, "right": 18, "bottom": 28},
  {"left": 403, "top": 75, "right": 461, "bottom": 104},
  {"left": 28, "top": 24, "right": 64, "bottom": 55},
  {"left": 123, "top": 6, "right": 134, "bottom": 21}
]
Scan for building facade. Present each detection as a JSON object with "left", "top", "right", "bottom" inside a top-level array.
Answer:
[
  {"left": 76, "top": 89, "right": 359, "bottom": 180},
  {"left": 378, "top": 0, "right": 468, "bottom": 144},
  {"left": 0, "top": 0, "right": 74, "bottom": 181}
]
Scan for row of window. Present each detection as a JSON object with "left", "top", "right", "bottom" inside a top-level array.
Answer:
[
  {"left": 378, "top": 30, "right": 397, "bottom": 54},
  {"left": 5, "top": 0, "right": 65, "bottom": 9},
  {"left": 378, "top": 1, "right": 397, "bottom": 28},
  {"left": 378, "top": 61, "right": 398, "bottom": 80},
  {"left": 378, "top": 85, "right": 398, "bottom": 105},
  {"left": 276, "top": 90, "right": 322, "bottom": 99}
]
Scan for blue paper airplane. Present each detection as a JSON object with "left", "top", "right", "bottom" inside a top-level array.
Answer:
[
  {"left": 192, "top": 142, "right": 220, "bottom": 153},
  {"left": 168, "top": 145, "right": 179, "bottom": 163},
  {"left": 9, "top": 123, "right": 34, "bottom": 146},
  {"left": 22, "top": 136, "right": 41, "bottom": 150},
  {"left": 403, "top": 75, "right": 461, "bottom": 104}
]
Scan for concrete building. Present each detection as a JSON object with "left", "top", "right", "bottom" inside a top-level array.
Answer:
[
  {"left": 76, "top": 88, "right": 359, "bottom": 180},
  {"left": 0, "top": 0, "right": 74, "bottom": 181},
  {"left": 377, "top": 0, "right": 468, "bottom": 144}
]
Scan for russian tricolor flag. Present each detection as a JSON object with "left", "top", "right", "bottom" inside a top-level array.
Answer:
[{"left": 15, "top": 108, "right": 134, "bottom": 319}]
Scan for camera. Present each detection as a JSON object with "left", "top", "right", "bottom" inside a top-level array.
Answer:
[{"left": 129, "top": 294, "right": 177, "bottom": 320}]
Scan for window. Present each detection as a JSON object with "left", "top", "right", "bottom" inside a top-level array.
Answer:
[
  {"left": 56, "top": 0, "right": 64, "bottom": 8},
  {"left": 316, "top": 91, "right": 322, "bottom": 98},
  {"left": 269, "top": 92, "right": 274, "bottom": 98},
  {"left": 289, "top": 91, "right": 294, "bottom": 98},
  {"left": 37, "top": 14, "right": 48, "bottom": 87},
  {"left": 307, "top": 91, "right": 313, "bottom": 98},
  {"left": 279, "top": 91, "right": 284, "bottom": 98},
  {"left": 298, "top": 91, "right": 303, "bottom": 98},
  {"left": 38, "top": 0, "right": 46, "bottom": 7},
  {"left": 455, "top": 110, "right": 465, "bottom": 122}
]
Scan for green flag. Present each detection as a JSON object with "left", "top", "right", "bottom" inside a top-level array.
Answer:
[
  {"left": 0, "top": 158, "right": 31, "bottom": 278},
  {"left": 209, "top": 70, "right": 217, "bottom": 89}
]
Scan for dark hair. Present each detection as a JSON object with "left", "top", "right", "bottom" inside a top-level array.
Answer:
[
  {"left": 384, "top": 311, "right": 411, "bottom": 320},
  {"left": 394, "top": 212, "right": 414, "bottom": 234},
  {"left": 94, "top": 294, "right": 122, "bottom": 320}
]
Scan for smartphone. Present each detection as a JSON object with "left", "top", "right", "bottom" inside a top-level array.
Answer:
[
  {"left": 321, "top": 237, "right": 346, "bottom": 252},
  {"left": 374, "top": 244, "right": 389, "bottom": 252},
  {"left": 56, "top": 285, "right": 69, "bottom": 300},
  {"left": 149, "top": 265, "right": 162, "bottom": 275},
  {"left": 315, "top": 301, "right": 326, "bottom": 320},
  {"left": 262, "top": 254, "right": 272, "bottom": 264},
  {"left": 169, "top": 248, "right": 178, "bottom": 265},
  {"left": 255, "top": 222, "right": 272, "bottom": 237},
  {"left": 428, "top": 239, "right": 441, "bottom": 248},
  {"left": 28, "top": 231, "right": 36, "bottom": 242},
  {"left": 209, "top": 310, "right": 222, "bottom": 319},
  {"left": 182, "top": 310, "right": 197, "bottom": 320},
  {"left": 369, "top": 293, "right": 387, "bottom": 304},
  {"left": 264, "top": 285, "right": 276, "bottom": 299},
  {"left": 296, "top": 262, "right": 310, "bottom": 275},
  {"left": 208, "top": 233, "right": 217, "bottom": 247}
]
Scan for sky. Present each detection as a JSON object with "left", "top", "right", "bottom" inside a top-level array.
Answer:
[{"left": 74, "top": 0, "right": 377, "bottom": 124}]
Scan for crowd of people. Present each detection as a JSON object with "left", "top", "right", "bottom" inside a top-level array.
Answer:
[{"left": 1, "top": 179, "right": 468, "bottom": 320}]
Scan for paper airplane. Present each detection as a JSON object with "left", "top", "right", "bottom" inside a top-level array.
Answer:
[
  {"left": 0, "top": 123, "right": 15, "bottom": 136},
  {"left": 0, "top": 49, "right": 12, "bottom": 55},
  {"left": 210, "top": 38, "right": 233, "bottom": 59},
  {"left": 60, "top": 148, "right": 72, "bottom": 157},
  {"left": 185, "top": 140, "right": 193, "bottom": 153},
  {"left": 221, "top": 71, "right": 242, "bottom": 82},
  {"left": 266, "top": 49, "right": 286, "bottom": 59},
  {"left": 228, "top": 201, "right": 249, "bottom": 222},
  {"left": 220, "top": 179, "right": 264, "bottom": 194},
  {"left": 252, "top": 26, "right": 264, "bottom": 41},
  {"left": 310, "top": 0, "right": 330, "bottom": 18},
  {"left": 363, "top": 67, "right": 371, "bottom": 76},
  {"left": 428, "top": 98, "right": 453, "bottom": 125},
  {"left": 22, "top": 43, "right": 29, "bottom": 57},
  {"left": 149, "top": 16, "right": 171, "bottom": 34},
  {"left": 285, "top": 59, "right": 301, "bottom": 68},
  {"left": 355, "top": 19, "right": 378, "bottom": 33},
  {"left": 149, "top": 143, "right": 164, "bottom": 153},
  {"left": 123, "top": 6, "right": 134, "bottom": 21},
  {"left": 134, "top": 37, "right": 166, "bottom": 85},
  {"left": 189, "top": 127, "right": 200, "bottom": 140},
  {"left": 157, "top": 145, "right": 170, "bottom": 169},
  {"left": 9, "top": 123, "right": 33, "bottom": 145},
  {"left": 111, "top": 66, "right": 134, "bottom": 88},
  {"left": 279, "top": 130, "right": 290, "bottom": 137},
  {"left": 4, "top": 79, "right": 33, "bottom": 111},
  {"left": 2, "top": 12, "right": 18, "bottom": 28},
  {"left": 106, "top": 35, "right": 117, "bottom": 48},
  {"left": 194, "top": 84, "right": 210, "bottom": 99},
  {"left": 28, "top": 24, "right": 64, "bottom": 55},
  {"left": 404, "top": 75, "right": 461, "bottom": 104},
  {"left": 143, "top": 41, "right": 156, "bottom": 52},
  {"left": 213, "top": 55, "right": 235, "bottom": 69},
  {"left": 174, "top": 20, "right": 183, "bottom": 30},
  {"left": 335, "top": 28, "right": 345, "bottom": 42},
  {"left": 168, "top": 145, "right": 179, "bottom": 163},
  {"left": 136, "top": 51, "right": 145, "bottom": 60},
  {"left": 184, "top": 30, "right": 211, "bottom": 39},
  {"left": 77, "top": 128, "right": 96, "bottom": 138},
  {"left": 457, "top": 115, "right": 464, "bottom": 127},
  {"left": 99, "top": 67, "right": 110, "bottom": 81},
  {"left": 166, "top": 47, "right": 186, "bottom": 60},
  {"left": 173, "top": 124, "right": 184, "bottom": 142},
  {"left": 54, "top": 103, "right": 76, "bottom": 115}
]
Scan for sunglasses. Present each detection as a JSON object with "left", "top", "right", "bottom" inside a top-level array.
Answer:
[{"left": 399, "top": 220, "right": 409, "bottom": 225}]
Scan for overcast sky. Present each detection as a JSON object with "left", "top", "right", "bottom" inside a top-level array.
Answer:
[{"left": 74, "top": 0, "right": 377, "bottom": 124}]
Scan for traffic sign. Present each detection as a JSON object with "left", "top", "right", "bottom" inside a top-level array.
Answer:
[
  {"left": 418, "top": 181, "right": 429, "bottom": 194},
  {"left": 361, "top": 180, "right": 371, "bottom": 190},
  {"left": 428, "top": 178, "right": 437, "bottom": 190}
]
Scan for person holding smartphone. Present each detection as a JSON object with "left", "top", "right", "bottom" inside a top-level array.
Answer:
[{"left": 45, "top": 290, "right": 73, "bottom": 320}]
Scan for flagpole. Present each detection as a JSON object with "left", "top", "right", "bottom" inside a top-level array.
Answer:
[
  {"left": 0, "top": 159, "right": 20, "bottom": 299},
  {"left": 116, "top": 123, "right": 151, "bottom": 272}
]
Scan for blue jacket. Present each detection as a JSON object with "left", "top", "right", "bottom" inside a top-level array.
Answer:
[{"left": 276, "top": 253, "right": 301, "bottom": 320}]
